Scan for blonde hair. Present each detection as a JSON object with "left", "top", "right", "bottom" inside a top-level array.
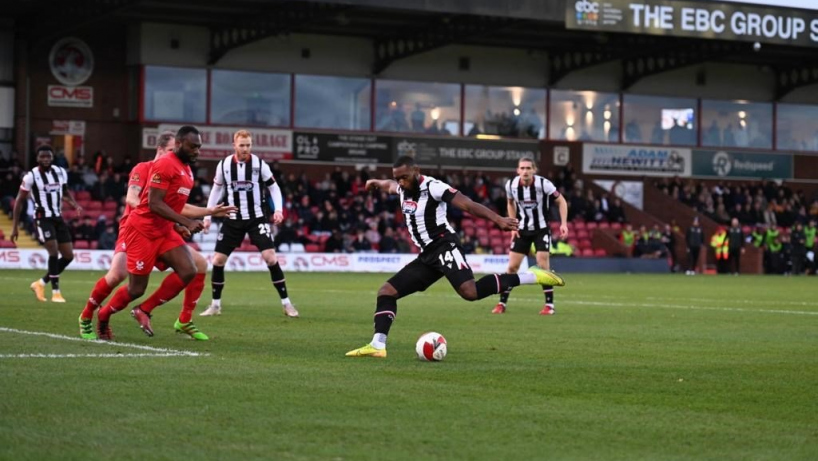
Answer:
[
  {"left": 518, "top": 156, "right": 537, "bottom": 171},
  {"left": 233, "top": 129, "right": 252, "bottom": 142}
]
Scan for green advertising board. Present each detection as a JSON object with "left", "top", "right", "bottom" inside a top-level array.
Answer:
[{"left": 692, "top": 150, "right": 793, "bottom": 179}]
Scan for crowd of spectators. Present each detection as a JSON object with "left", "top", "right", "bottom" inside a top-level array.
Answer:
[
  {"left": 3, "top": 149, "right": 622, "bottom": 257},
  {"left": 654, "top": 177, "right": 818, "bottom": 228}
]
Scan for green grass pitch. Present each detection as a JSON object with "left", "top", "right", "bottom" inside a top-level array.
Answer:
[{"left": 0, "top": 269, "right": 816, "bottom": 461}]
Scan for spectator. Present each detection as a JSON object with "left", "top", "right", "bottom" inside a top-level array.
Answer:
[
  {"left": 608, "top": 198, "right": 626, "bottom": 223},
  {"left": 98, "top": 224, "right": 117, "bottom": 250},
  {"left": 350, "top": 229, "right": 373, "bottom": 252},
  {"left": 324, "top": 229, "right": 346, "bottom": 253},
  {"left": 378, "top": 228, "right": 398, "bottom": 254}
]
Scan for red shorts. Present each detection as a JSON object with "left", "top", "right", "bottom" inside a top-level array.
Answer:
[{"left": 120, "top": 224, "right": 185, "bottom": 275}]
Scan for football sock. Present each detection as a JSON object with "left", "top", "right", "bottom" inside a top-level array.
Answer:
[
  {"left": 141, "top": 272, "right": 186, "bottom": 314},
  {"left": 373, "top": 295, "right": 397, "bottom": 338},
  {"left": 211, "top": 265, "right": 225, "bottom": 300},
  {"left": 57, "top": 257, "right": 71, "bottom": 273},
  {"left": 179, "top": 273, "right": 205, "bottom": 323},
  {"left": 98, "top": 287, "right": 133, "bottom": 322},
  {"left": 475, "top": 274, "right": 520, "bottom": 300},
  {"left": 499, "top": 287, "right": 512, "bottom": 304},
  {"left": 45, "top": 255, "right": 59, "bottom": 290},
  {"left": 543, "top": 285, "right": 554, "bottom": 307},
  {"left": 517, "top": 271, "right": 537, "bottom": 285},
  {"left": 371, "top": 333, "right": 387, "bottom": 349},
  {"left": 268, "top": 263, "right": 288, "bottom": 299},
  {"left": 82, "top": 277, "right": 114, "bottom": 319}
]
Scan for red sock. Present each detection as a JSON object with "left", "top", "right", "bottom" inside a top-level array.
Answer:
[
  {"left": 141, "top": 272, "right": 186, "bottom": 314},
  {"left": 98, "top": 287, "right": 133, "bottom": 322},
  {"left": 179, "top": 273, "right": 205, "bottom": 323},
  {"left": 81, "top": 277, "right": 114, "bottom": 320}
]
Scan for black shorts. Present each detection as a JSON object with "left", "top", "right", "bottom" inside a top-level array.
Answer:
[
  {"left": 214, "top": 218, "right": 274, "bottom": 256},
  {"left": 510, "top": 228, "right": 551, "bottom": 254},
  {"left": 387, "top": 236, "right": 474, "bottom": 298},
  {"left": 35, "top": 217, "right": 72, "bottom": 244}
]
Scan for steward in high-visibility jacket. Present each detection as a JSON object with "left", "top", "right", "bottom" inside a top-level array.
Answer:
[
  {"left": 751, "top": 227, "right": 765, "bottom": 248},
  {"left": 711, "top": 227, "right": 729, "bottom": 273}
]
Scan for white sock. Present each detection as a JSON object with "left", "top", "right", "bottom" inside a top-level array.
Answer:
[
  {"left": 53, "top": 289, "right": 60, "bottom": 294},
  {"left": 371, "top": 333, "right": 387, "bottom": 349},
  {"left": 211, "top": 299, "right": 221, "bottom": 307},
  {"left": 280, "top": 297, "right": 291, "bottom": 306},
  {"left": 518, "top": 272, "right": 536, "bottom": 285},
  {"left": 36, "top": 279, "right": 45, "bottom": 287}
]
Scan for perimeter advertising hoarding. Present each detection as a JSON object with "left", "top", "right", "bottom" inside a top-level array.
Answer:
[
  {"left": 582, "top": 143, "right": 692, "bottom": 177},
  {"left": 158, "top": 124, "right": 293, "bottom": 162},
  {"left": 692, "top": 149, "right": 793, "bottom": 179},
  {"left": 0, "top": 250, "right": 520, "bottom": 274},
  {"left": 393, "top": 136, "right": 540, "bottom": 169},
  {"left": 293, "top": 132, "right": 393, "bottom": 164},
  {"left": 566, "top": 0, "right": 818, "bottom": 47}
]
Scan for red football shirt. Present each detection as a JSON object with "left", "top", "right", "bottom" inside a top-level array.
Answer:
[
  {"left": 120, "top": 160, "right": 153, "bottom": 224},
  {"left": 128, "top": 153, "right": 193, "bottom": 239}
]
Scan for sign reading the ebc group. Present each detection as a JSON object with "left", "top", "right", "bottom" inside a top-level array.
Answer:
[
  {"left": 692, "top": 150, "right": 793, "bottom": 179},
  {"left": 158, "top": 124, "right": 293, "bottom": 161},
  {"left": 393, "top": 136, "right": 540, "bottom": 169},
  {"left": 582, "top": 143, "right": 691, "bottom": 177},
  {"left": 566, "top": 0, "right": 818, "bottom": 47}
]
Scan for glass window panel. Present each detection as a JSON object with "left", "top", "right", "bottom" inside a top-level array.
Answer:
[
  {"left": 464, "top": 85, "right": 546, "bottom": 139},
  {"left": 701, "top": 99, "right": 772, "bottom": 149},
  {"left": 776, "top": 104, "right": 818, "bottom": 152},
  {"left": 144, "top": 66, "right": 206, "bottom": 123},
  {"left": 295, "top": 75, "right": 371, "bottom": 130},
  {"left": 622, "top": 94, "right": 697, "bottom": 146},
  {"left": 549, "top": 90, "right": 619, "bottom": 142},
  {"left": 210, "top": 70, "right": 290, "bottom": 127},
  {"left": 375, "top": 80, "right": 460, "bottom": 135}
]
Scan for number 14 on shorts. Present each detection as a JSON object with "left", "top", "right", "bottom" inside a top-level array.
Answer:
[{"left": 438, "top": 248, "right": 468, "bottom": 269}]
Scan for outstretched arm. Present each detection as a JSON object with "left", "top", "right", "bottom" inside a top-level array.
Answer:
[
  {"left": 365, "top": 179, "right": 398, "bottom": 195},
  {"left": 182, "top": 202, "right": 237, "bottom": 218},
  {"left": 451, "top": 192, "right": 518, "bottom": 231}
]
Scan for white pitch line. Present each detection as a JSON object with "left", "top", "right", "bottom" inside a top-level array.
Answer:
[
  {"left": 310, "top": 289, "right": 818, "bottom": 316},
  {"left": 0, "top": 327, "right": 209, "bottom": 357},
  {"left": 0, "top": 353, "right": 196, "bottom": 359}
]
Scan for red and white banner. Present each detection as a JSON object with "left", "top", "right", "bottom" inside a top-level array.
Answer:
[
  {"left": 158, "top": 124, "right": 293, "bottom": 162},
  {"left": 0, "top": 250, "right": 524, "bottom": 274},
  {"left": 48, "top": 85, "right": 93, "bottom": 108}
]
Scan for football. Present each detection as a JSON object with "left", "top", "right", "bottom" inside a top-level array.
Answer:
[{"left": 415, "top": 332, "right": 447, "bottom": 361}]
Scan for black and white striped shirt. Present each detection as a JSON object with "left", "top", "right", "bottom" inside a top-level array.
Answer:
[
  {"left": 398, "top": 175, "right": 458, "bottom": 250},
  {"left": 213, "top": 154, "right": 275, "bottom": 221},
  {"left": 20, "top": 166, "right": 68, "bottom": 219},
  {"left": 505, "top": 175, "right": 558, "bottom": 232}
]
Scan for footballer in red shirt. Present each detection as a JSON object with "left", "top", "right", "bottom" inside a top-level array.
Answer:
[{"left": 94, "top": 126, "right": 230, "bottom": 341}]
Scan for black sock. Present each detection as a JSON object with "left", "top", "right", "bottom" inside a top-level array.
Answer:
[
  {"left": 374, "top": 295, "right": 397, "bottom": 335},
  {"left": 57, "top": 257, "right": 71, "bottom": 274},
  {"left": 268, "top": 263, "right": 288, "bottom": 299},
  {"left": 543, "top": 285, "right": 554, "bottom": 306},
  {"left": 212, "top": 265, "right": 225, "bottom": 300},
  {"left": 46, "top": 256, "right": 59, "bottom": 290},
  {"left": 476, "top": 274, "right": 520, "bottom": 300},
  {"left": 499, "top": 287, "right": 512, "bottom": 304}
]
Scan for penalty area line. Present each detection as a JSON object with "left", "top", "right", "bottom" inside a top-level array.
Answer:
[
  {"left": 0, "top": 327, "right": 209, "bottom": 357},
  {"left": 0, "top": 353, "right": 199, "bottom": 359}
]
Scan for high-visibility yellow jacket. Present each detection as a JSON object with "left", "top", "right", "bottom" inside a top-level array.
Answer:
[{"left": 711, "top": 230, "right": 729, "bottom": 260}]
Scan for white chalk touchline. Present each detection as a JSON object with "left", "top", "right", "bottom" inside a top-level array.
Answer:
[
  {"left": 0, "top": 327, "right": 209, "bottom": 357},
  {"left": 0, "top": 353, "right": 195, "bottom": 359},
  {"left": 311, "top": 289, "right": 818, "bottom": 316}
]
